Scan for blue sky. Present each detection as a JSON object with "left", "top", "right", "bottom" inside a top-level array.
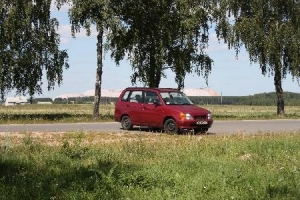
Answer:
[{"left": 37, "top": 4, "right": 300, "bottom": 98}]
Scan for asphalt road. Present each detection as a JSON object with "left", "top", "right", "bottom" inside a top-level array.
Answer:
[{"left": 1, "top": 119, "right": 300, "bottom": 134}]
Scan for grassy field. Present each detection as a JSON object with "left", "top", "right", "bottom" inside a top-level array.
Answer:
[
  {"left": 1, "top": 104, "right": 300, "bottom": 124},
  {"left": 0, "top": 104, "right": 114, "bottom": 124},
  {"left": 1, "top": 105, "right": 300, "bottom": 199},
  {"left": 1, "top": 131, "right": 300, "bottom": 199}
]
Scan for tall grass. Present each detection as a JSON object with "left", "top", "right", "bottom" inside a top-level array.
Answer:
[{"left": 1, "top": 132, "right": 300, "bottom": 199}]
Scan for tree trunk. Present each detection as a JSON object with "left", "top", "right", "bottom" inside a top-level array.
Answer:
[
  {"left": 93, "top": 28, "right": 103, "bottom": 119},
  {"left": 148, "top": 53, "right": 160, "bottom": 88},
  {"left": 148, "top": 37, "right": 161, "bottom": 88},
  {"left": 274, "top": 65, "right": 284, "bottom": 115}
]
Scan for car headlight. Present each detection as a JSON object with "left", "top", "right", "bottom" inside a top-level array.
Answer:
[
  {"left": 207, "top": 112, "right": 212, "bottom": 120},
  {"left": 180, "top": 113, "right": 193, "bottom": 120}
]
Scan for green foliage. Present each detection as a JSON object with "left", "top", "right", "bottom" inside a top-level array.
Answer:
[
  {"left": 1, "top": 132, "right": 300, "bottom": 199},
  {"left": 108, "top": 0, "right": 213, "bottom": 88},
  {"left": 0, "top": 0, "right": 69, "bottom": 99},
  {"left": 223, "top": 0, "right": 300, "bottom": 79},
  {"left": 61, "top": 134, "right": 89, "bottom": 159}
]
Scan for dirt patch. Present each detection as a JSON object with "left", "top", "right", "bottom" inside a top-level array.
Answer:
[{"left": 0, "top": 131, "right": 183, "bottom": 147}]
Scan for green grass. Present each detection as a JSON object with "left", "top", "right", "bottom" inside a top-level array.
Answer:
[
  {"left": 1, "top": 104, "right": 299, "bottom": 199},
  {"left": 205, "top": 105, "right": 300, "bottom": 120},
  {"left": 1, "top": 104, "right": 300, "bottom": 124},
  {"left": 1, "top": 132, "right": 300, "bottom": 199},
  {"left": 0, "top": 104, "right": 114, "bottom": 124}
]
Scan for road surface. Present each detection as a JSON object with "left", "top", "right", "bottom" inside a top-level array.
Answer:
[{"left": 1, "top": 119, "right": 300, "bottom": 134}]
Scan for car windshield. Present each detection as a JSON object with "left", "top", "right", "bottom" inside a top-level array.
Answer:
[{"left": 160, "top": 91, "right": 193, "bottom": 105}]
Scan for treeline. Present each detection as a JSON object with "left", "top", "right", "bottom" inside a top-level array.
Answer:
[
  {"left": 2, "top": 92, "right": 297, "bottom": 106},
  {"left": 189, "top": 92, "right": 300, "bottom": 106},
  {"left": 52, "top": 97, "right": 117, "bottom": 104}
]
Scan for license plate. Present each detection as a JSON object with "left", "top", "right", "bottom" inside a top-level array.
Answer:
[{"left": 196, "top": 121, "right": 208, "bottom": 125}]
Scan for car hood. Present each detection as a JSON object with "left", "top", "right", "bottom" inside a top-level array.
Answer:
[{"left": 167, "top": 104, "right": 210, "bottom": 115}]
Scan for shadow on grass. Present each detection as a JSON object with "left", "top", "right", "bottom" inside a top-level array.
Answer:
[
  {"left": 0, "top": 156, "right": 170, "bottom": 199},
  {"left": 0, "top": 159, "right": 121, "bottom": 199}
]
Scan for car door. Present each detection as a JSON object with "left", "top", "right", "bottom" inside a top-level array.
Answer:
[
  {"left": 142, "top": 91, "right": 164, "bottom": 127},
  {"left": 126, "top": 90, "right": 144, "bottom": 125}
]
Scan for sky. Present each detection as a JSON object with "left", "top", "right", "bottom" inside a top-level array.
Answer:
[{"left": 32, "top": 3, "right": 300, "bottom": 98}]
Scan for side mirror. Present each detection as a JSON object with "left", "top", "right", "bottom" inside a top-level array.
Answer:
[{"left": 153, "top": 99, "right": 161, "bottom": 106}]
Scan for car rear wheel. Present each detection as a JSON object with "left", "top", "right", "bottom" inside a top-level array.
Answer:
[
  {"left": 121, "top": 115, "right": 133, "bottom": 130},
  {"left": 164, "top": 118, "right": 178, "bottom": 134}
]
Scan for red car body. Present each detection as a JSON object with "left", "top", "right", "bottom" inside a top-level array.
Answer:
[{"left": 114, "top": 87, "right": 213, "bottom": 134}]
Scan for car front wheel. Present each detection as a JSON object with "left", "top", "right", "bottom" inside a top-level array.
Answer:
[
  {"left": 164, "top": 118, "right": 178, "bottom": 134},
  {"left": 121, "top": 115, "right": 133, "bottom": 130}
]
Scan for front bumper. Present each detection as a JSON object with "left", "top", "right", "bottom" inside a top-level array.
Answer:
[{"left": 177, "top": 119, "right": 213, "bottom": 130}]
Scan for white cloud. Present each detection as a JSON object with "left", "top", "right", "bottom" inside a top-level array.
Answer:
[
  {"left": 57, "top": 24, "right": 72, "bottom": 37},
  {"left": 60, "top": 37, "right": 70, "bottom": 44}
]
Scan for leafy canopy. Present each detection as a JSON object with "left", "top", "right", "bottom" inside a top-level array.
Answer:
[
  {"left": 109, "top": 0, "right": 213, "bottom": 88},
  {"left": 215, "top": 0, "right": 300, "bottom": 80},
  {"left": 0, "top": 0, "right": 69, "bottom": 99}
]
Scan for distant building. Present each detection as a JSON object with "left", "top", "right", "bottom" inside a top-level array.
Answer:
[
  {"left": 5, "top": 96, "right": 28, "bottom": 106},
  {"left": 33, "top": 98, "right": 53, "bottom": 104}
]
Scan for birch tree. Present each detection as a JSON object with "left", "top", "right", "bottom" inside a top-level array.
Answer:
[
  {"left": 56, "top": 0, "right": 121, "bottom": 118},
  {"left": 0, "top": 0, "right": 69, "bottom": 100},
  {"left": 109, "top": 0, "right": 213, "bottom": 89},
  {"left": 214, "top": 0, "right": 300, "bottom": 115}
]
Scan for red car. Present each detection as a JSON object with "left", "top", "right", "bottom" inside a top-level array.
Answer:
[{"left": 114, "top": 87, "right": 213, "bottom": 134}]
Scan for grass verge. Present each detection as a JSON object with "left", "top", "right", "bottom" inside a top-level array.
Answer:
[
  {"left": 1, "top": 131, "right": 299, "bottom": 199},
  {"left": 1, "top": 104, "right": 300, "bottom": 124}
]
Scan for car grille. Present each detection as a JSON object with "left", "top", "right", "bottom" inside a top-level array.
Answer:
[{"left": 194, "top": 116, "right": 207, "bottom": 120}]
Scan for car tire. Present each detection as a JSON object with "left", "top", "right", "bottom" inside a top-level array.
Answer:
[
  {"left": 164, "top": 118, "right": 178, "bottom": 134},
  {"left": 121, "top": 115, "right": 133, "bottom": 130},
  {"left": 194, "top": 128, "right": 208, "bottom": 134}
]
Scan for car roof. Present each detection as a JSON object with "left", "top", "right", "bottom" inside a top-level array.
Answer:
[{"left": 125, "top": 87, "right": 180, "bottom": 92}]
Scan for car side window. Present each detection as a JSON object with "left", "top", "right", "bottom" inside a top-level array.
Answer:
[
  {"left": 121, "top": 91, "right": 130, "bottom": 101},
  {"left": 129, "top": 91, "right": 143, "bottom": 103},
  {"left": 145, "top": 91, "right": 159, "bottom": 104}
]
